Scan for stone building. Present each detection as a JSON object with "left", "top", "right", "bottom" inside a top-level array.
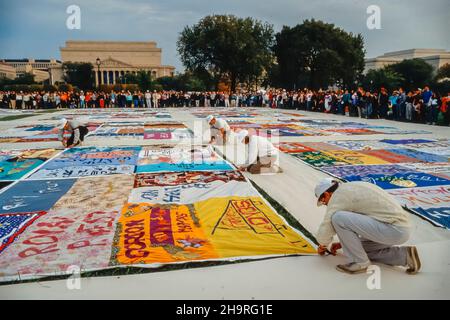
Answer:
[
  {"left": 58, "top": 40, "right": 175, "bottom": 85},
  {"left": 0, "top": 62, "right": 17, "bottom": 80},
  {"left": 1, "top": 58, "right": 62, "bottom": 82},
  {"left": 364, "top": 49, "right": 450, "bottom": 74}
]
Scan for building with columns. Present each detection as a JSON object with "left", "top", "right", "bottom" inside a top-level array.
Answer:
[{"left": 57, "top": 40, "right": 175, "bottom": 85}]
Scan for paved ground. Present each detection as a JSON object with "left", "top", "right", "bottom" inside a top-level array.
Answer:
[{"left": 0, "top": 108, "right": 449, "bottom": 299}]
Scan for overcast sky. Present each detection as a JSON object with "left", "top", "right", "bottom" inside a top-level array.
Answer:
[{"left": 0, "top": 0, "right": 448, "bottom": 71}]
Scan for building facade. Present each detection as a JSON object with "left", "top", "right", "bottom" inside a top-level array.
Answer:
[
  {"left": 364, "top": 49, "right": 450, "bottom": 74},
  {"left": 0, "top": 62, "right": 17, "bottom": 79},
  {"left": 59, "top": 40, "right": 175, "bottom": 86},
  {"left": 1, "top": 58, "right": 62, "bottom": 82}
]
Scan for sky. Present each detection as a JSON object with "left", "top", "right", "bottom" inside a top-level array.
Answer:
[{"left": 0, "top": 0, "right": 448, "bottom": 72}]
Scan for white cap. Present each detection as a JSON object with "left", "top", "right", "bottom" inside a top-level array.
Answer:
[
  {"left": 206, "top": 115, "right": 215, "bottom": 123},
  {"left": 314, "top": 178, "right": 338, "bottom": 206},
  {"left": 236, "top": 130, "right": 249, "bottom": 143},
  {"left": 59, "top": 118, "right": 68, "bottom": 128}
]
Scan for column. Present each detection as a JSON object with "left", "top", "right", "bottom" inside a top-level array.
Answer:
[{"left": 109, "top": 71, "right": 114, "bottom": 84}]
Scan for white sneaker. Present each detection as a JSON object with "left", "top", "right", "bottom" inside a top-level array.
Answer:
[{"left": 336, "top": 261, "right": 371, "bottom": 274}]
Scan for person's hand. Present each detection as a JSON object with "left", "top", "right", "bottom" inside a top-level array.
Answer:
[
  {"left": 330, "top": 242, "right": 342, "bottom": 256},
  {"left": 317, "top": 245, "right": 328, "bottom": 256},
  {"left": 238, "top": 166, "right": 246, "bottom": 172}
]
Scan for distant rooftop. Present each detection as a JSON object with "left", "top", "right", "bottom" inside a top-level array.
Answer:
[
  {"left": 367, "top": 48, "right": 449, "bottom": 60},
  {"left": 1, "top": 58, "right": 62, "bottom": 63}
]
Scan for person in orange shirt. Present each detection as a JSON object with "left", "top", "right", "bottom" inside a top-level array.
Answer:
[
  {"left": 99, "top": 92, "right": 105, "bottom": 108},
  {"left": 440, "top": 92, "right": 450, "bottom": 125},
  {"left": 61, "top": 92, "right": 68, "bottom": 108},
  {"left": 85, "top": 92, "right": 91, "bottom": 108}
]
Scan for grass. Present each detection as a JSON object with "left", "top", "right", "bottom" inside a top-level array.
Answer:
[
  {"left": 38, "top": 108, "right": 68, "bottom": 113},
  {"left": 0, "top": 114, "right": 36, "bottom": 121},
  {"left": 0, "top": 108, "right": 66, "bottom": 121}
]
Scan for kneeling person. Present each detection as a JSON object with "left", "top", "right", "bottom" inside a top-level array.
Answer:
[
  {"left": 315, "top": 178, "right": 421, "bottom": 275},
  {"left": 59, "top": 118, "right": 89, "bottom": 148},
  {"left": 236, "top": 130, "right": 282, "bottom": 174},
  {"left": 206, "top": 115, "right": 231, "bottom": 145}
]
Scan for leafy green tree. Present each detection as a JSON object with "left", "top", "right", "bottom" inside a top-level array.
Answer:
[
  {"left": 387, "top": 58, "right": 433, "bottom": 90},
  {"left": 43, "top": 84, "right": 58, "bottom": 92},
  {"left": 273, "top": 19, "right": 365, "bottom": 89},
  {"left": 117, "top": 70, "right": 161, "bottom": 91},
  {"left": 177, "top": 15, "right": 274, "bottom": 92},
  {"left": 16, "top": 72, "right": 36, "bottom": 84},
  {"left": 0, "top": 73, "right": 37, "bottom": 89},
  {"left": 62, "top": 62, "right": 94, "bottom": 90},
  {"left": 134, "top": 70, "right": 153, "bottom": 91},
  {"left": 435, "top": 63, "right": 450, "bottom": 81},
  {"left": 362, "top": 68, "right": 404, "bottom": 92},
  {"left": 57, "top": 83, "right": 73, "bottom": 92},
  {"left": 156, "top": 72, "right": 208, "bottom": 91},
  {"left": 156, "top": 76, "right": 179, "bottom": 90},
  {"left": 120, "top": 72, "right": 138, "bottom": 84}
]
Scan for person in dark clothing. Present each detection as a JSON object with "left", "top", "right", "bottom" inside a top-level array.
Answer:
[
  {"left": 371, "top": 92, "right": 379, "bottom": 118},
  {"left": 58, "top": 118, "right": 89, "bottom": 148},
  {"left": 378, "top": 88, "right": 389, "bottom": 119}
]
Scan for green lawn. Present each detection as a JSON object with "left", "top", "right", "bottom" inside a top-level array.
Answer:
[{"left": 0, "top": 114, "right": 36, "bottom": 121}]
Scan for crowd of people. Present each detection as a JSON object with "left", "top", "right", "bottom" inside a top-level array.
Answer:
[{"left": 1, "top": 87, "right": 449, "bottom": 125}]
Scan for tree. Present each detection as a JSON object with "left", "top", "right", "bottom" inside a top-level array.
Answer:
[
  {"left": 58, "top": 83, "right": 73, "bottom": 92},
  {"left": 62, "top": 62, "right": 94, "bottom": 90},
  {"left": 431, "top": 63, "right": 450, "bottom": 95},
  {"left": 120, "top": 72, "right": 138, "bottom": 84},
  {"left": 117, "top": 70, "right": 163, "bottom": 91},
  {"left": 156, "top": 72, "right": 209, "bottom": 91},
  {"left": 273, "top": 19, "right": 365, "bottom": 89},
  {"left": 134, "top": 70, "right": 153, "bottom": 91},
  {"left": 435, "top": 63, "right": 450, "bottom": 81},
  {"left": 15, "top": 72, "right": 36, "bottom": 84},
  {"left": 362, "top": 68, "right": 404, "bottom": 92},
  {"left": 0, "top": 72, "right": 36, "bottom": 89},
  {"left": 177, "top": 15, "right": 274, "bottom": 92},
  {"left": 387, "top": 58, "right": 433, "bottom": 90}
]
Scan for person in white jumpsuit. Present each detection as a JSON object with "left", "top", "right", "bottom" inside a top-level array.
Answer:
[
  {"left": 206, "top": 115, "right": 231, "bottom": 145},
  {"left": 236, "top": 130, "right": 282, "bottom": 174},
  {"left": 314, "top": 178, "right": 421, "bottom": 275}
]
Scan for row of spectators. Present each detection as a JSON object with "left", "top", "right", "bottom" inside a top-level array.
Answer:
[{"left": 1, "top": 87, "right": 449, "bottom": 125}]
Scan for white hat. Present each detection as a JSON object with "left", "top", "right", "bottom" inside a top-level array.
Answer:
[
  {"left": 314, "top": 178, "right": 338, "bottom": 206},
  {"left": 206, "top": 115, "right": 215, "bottom": 123},
  {"left": 236, "top": 130, "right": 249, "bottom": 143},
  {"left": 59, "top": 118, "right": 68, "bottom": 128}
]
